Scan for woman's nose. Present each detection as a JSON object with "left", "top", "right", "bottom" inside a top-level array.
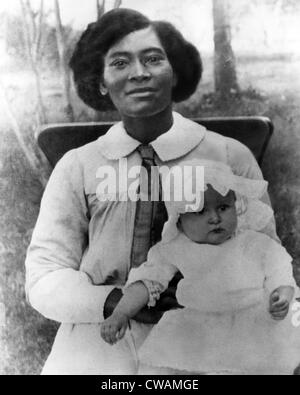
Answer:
[
  {"left": 129, "top": 60, "right": 151, "bottom": 82},
  {"left": 208, "top": 210, "right": 221, "bottom": 225}
]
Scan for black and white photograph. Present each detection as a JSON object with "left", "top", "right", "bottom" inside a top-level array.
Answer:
[{"left": 0, "top": 0, "right": 300, "bottom": 376}]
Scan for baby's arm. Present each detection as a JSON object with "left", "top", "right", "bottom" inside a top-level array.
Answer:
[
  {"left": 101, "top": 282, "right": 149, "bottom": 345},
  {"left": 269, "top": 286, "right": 295, "bottom": 321},
  {"left": 101, "top": 244, "right": 179, "bottom": 345}
]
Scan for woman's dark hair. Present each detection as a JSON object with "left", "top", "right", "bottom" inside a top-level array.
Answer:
[{"left": 69, "top": 8, "right": 202, "bottom": 111}]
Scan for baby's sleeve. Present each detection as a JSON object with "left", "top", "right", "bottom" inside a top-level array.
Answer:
[
  {"left": 125, "top": 244, "right": 178, "bottom": 307},
  {"left": 263, "top": 235, "right": 296, "bottom": 293}
]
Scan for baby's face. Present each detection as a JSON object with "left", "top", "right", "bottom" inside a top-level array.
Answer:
[{"left": 179, "top": 185, "right": 238, "bottom": 245}]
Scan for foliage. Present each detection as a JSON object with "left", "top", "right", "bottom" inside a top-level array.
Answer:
[{"left": 0, "top": 12, "right": 79, "bottom": 71}]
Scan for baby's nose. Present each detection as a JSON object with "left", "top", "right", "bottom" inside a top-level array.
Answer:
[{"left": 208, "top": 210, "right": 221, "bottom": 224}]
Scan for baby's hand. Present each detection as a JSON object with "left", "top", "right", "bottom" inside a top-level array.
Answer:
[
  {"left": 101, "top": 312, "right": 129, "bottom": 345},
  {"left": 269, "top": 287, "right": 294, "bottom": 321}
]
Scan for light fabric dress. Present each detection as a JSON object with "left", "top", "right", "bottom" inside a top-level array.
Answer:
[
  {"left": 127, "top": 230, "right": 299, "bottom": 375},
  {"left": 25, "top": 112, "right": 278, "bottom": 375}
]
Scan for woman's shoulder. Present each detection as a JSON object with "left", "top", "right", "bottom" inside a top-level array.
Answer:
[
  {"left": 180, "top": 115, "right": 255, "bottom": 169},
  {"left": 175, "top": 114, "right": 229, "bottom": 163},
  {"left": 48, "top": 139, "right": 112, "bottom": 195},
  {"left": 73, "top": 138, "right": 109, "bottom": 164},
  {"left": 184, "top": 128, "right": 228, "bottom": 163},
  {"left": 54, "top": 138, "right": 112, "bottom": 178}
]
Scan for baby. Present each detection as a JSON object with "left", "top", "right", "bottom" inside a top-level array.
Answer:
[{"left": 101, "top": 160, "right": 299, "bottom": 375}]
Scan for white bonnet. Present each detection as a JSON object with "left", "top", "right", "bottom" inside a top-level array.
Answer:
[{"left": 160, "top": 159, "right": 274, "bottom": 243}]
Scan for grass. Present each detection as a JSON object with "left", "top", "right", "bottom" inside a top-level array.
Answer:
[{"left": 0, "top": 54, "right": 300, "bottom": 374}]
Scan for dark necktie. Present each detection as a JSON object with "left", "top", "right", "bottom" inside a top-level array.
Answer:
[{"left": 130, "top": 144, "right": 168, "bottom": 268}]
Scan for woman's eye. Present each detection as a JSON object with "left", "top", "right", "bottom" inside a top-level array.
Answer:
[
  {"left": 111, "top": 60, "right": 128, "bottom": 68},
  {"left": 145, "top": 56, "right": 162, "bottom": 64}
]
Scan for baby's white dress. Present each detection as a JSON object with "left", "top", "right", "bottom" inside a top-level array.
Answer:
[{"left": 126, "top": 230, "right": 300, "bottom": 375}]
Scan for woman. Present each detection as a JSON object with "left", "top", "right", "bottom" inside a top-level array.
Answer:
[{"left": 25, "top": 8, "right": 278, "bottom": 375}]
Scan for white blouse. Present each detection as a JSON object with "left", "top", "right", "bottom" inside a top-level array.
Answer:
[{"left": 24, "top": 112, "right": 278, "bottom": 374}]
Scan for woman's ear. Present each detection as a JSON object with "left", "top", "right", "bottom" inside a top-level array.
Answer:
[{"left": 99, "top": 81, "right": 108, "bottom": 96}]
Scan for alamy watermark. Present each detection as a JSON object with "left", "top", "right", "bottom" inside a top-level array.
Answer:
[{"left": 96, "top": 159, "right": 205, "bottom": 210}]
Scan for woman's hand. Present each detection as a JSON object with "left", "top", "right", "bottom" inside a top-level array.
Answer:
[
  {"left": 101, "top": 312, "right": 129, "bottom": 345},
  {"left": 269, "top": 286, "right": 294, "bottom": 321},
  {"left": 133, "top": 306, "right": 164, "bottom": 324},
  {"left": 155, "top": 271, "right": 184, "bottom": 311}
]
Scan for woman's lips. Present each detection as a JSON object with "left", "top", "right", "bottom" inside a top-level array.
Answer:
[
  {"left": 127, "top": 88, "right": 157, "bottom": 97},
  {"left": 129, "top": 91, "right": 156, "bottom": 98}
]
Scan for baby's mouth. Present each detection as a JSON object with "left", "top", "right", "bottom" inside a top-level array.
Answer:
[{"left": 210, "top": 228, "right": 225, "bottom": 234}]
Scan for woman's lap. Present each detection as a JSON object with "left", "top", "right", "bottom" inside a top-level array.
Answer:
[{"left": 42, "top": 322, "right": 151, "bottom": 375}]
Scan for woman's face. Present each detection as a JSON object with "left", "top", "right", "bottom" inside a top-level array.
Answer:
[{"left": 101, "top": 27, "right": 177, "bottom": 118}]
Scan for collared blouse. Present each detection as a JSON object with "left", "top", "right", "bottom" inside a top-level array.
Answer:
[{"left": 25, "top": 112, "right": 277, "bottom": 374}]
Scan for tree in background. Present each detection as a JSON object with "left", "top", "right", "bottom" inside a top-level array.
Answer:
[
  {"left": 96, "top": 0, "right": 106, "bottom": 19},
  {"left": 2, "top": 12, "right": 60, "bottom": 69},
  {"left": 0, "top": 0, "right": 51, "bottom": 187},
  {"left": 20, "top": 0, "right": 47, "bottom": 124},
  {"left": 54, "top": 0, "right": 74, "bottom": 122},
  {"left": 1, "top": 0, "right": 124, "bottom": 182},
  {"left": 97, "top": 0, "right": 122, "bottom": 20},
  {"left": 212, "top": 0, "right": 239, "bottom": 99}
]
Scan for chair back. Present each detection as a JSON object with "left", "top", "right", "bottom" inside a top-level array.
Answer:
[{"left": 37, "top": 117, "right": 273, "bottom": 168}]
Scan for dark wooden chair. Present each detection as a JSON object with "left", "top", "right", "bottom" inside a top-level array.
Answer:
[{"left": 37, "top": 116, "right": 273, "bottom": 168}]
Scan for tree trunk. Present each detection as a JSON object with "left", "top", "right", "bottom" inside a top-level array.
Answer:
[
  {"left": 212, "top": 0, "right": 239, "bottom": 98},
  {"left": 54, "top": 0, "right": 74, "bottom": 122},
  {"left": 20, "top": 0, "right": 47, "bottom": 124},
  {"left": 96, "top": 0, "right": 106, "bottom": 20},
  {"left": 96, "top": 0, "right": 122, "bottom": 20},
  {"left": 113, "top": 0, "right": 122, "bottom": 8},
  {"left": 35, "top": 0, "right": 44, "bottom": 63}
]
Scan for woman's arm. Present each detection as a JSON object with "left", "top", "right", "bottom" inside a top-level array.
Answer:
[{"left": 25, "top": 150, "right": 115, "bottom": 324}]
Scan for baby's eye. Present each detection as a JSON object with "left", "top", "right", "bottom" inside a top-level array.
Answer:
[{"left": 219, "top": 205, "right": 229, "bottom": 212}]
